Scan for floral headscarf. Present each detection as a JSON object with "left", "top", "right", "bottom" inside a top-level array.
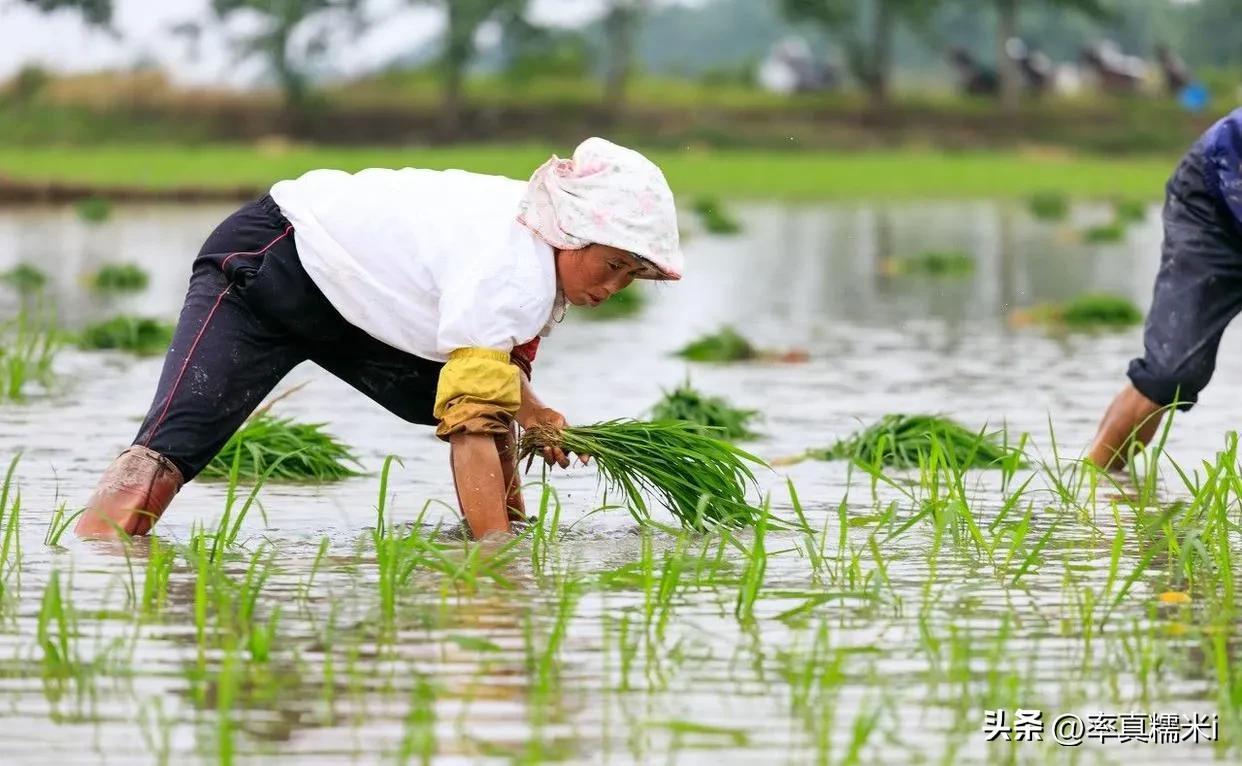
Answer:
[{"left": 517, "top": 137, "right": 683, "bottom": 280}]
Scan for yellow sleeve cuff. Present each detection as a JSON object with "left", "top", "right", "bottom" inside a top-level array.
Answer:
[{"left": 433, "top": 348, "right": 522, "bottom": 441}]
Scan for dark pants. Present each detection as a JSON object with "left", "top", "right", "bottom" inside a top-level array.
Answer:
[
  {"left": 133, "top": 195, "right": 443, "bottom": 481},
  {"left": 1127, "top": 142, "right": 1242, "bottom": 410}
]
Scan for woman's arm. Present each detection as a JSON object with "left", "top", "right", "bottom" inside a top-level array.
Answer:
[{"left": 450, "top": 432, "right": 511, "bottom": 538}]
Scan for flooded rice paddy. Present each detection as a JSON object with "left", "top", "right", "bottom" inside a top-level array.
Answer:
[{"left": 1, "top": 199, "right": 1240, "bottom": 765}]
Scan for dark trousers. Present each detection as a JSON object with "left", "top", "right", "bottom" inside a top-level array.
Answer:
[
  {"left": 133, "top": 195, "right": 443, "bottom": 481},
  {"left": 1127, "top": 141, "right": 1242, "bottom": 410}
]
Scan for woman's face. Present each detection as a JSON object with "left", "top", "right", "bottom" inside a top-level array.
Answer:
[{"left": 555, "top": 244, "right": 655, "bottom": 307}]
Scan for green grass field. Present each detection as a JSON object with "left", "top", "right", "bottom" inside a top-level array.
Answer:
[{"left": 0, "top": 145, "right": 1177, "bottom": 201}]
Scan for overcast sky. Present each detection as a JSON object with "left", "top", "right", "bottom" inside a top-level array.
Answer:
[{"left": 0, "top": 0, "right": 663, "bottom": 86}]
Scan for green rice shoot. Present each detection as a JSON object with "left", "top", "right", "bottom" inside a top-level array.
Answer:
[
  {"left": 650, "top": 380, "right": 761, "bottom": 441},
  {"left": 90, "top": 263, "right": 149, "bottom": 293},
  {"left": 77, "top": 315, "right": 174, "bottom": 356},
  {"left": 0, "top": 304, "right": 59, "bottom": 402},
  {"left": 797, "top": 414, "right": 1026, "bottom": 470},
  {"left": 692, "top": 196, "right": 742, "bottom": 235},
  {"left": 1028, "top": 192, "right": 1068, "bottom": 220},
  {"left": 583, "top": 284, "right": 645, "bottom": 320},
  {"left": 675, "top": 326, "right": 757, "bottom": 363},
  {"left": 0, "top": 264, "right": 47, "bottom": 294},
  {"left": 202, "top": 413, "right": 362, "bottom": 482},
  {"left": 886, "top": 250, "right": 975, "bottom": 276},
  {"left": 519, "top": 419, "right": 766, "bottom": 530}
]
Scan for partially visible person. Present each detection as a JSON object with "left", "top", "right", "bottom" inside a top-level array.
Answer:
[
  {"left": 1089, "top": 107, "right": 1242, "bottom": 470},
  {"left": 74, "top": 137, "right": 683, "bottom": 540}
]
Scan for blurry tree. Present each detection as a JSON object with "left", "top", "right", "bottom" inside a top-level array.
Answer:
[
  {"left": 211, "top": 0, "right": 364, "bottom": 109},
  {"left": 602, "top": 0, "right": 649, "bottom": 117},
  {"left": 411, "top": 0, "right": 528, "bottom": 132},
  {"left": 18, "top": 0, "right": 112, "bottom": 26},
  {"left": 1175, "top": 0, "right": 1242, "bottom": 69},
  {"left": 779, "top": 0, "right": 940, "bottom": 107}
]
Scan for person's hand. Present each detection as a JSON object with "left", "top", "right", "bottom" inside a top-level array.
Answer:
[{"left": 519, "top": 406, "right": 590, "bottom": 469}]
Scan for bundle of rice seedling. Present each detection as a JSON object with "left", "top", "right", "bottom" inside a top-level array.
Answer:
[
  {"left": 650, "top": 381, "right": 761, "bottom": 441},
  {"left": 583, "top": 284, "right": 645, "bottom": 320},
  {"left": 789, "top": 414, "right": 1024, "bottom": 469},
  {"left": 202, "top": 413, "right": 362, "bottom": 481},
  {"left": 1028, "top": 192, "right": 1069, "bottom": 221},
  {"left": 1012, "top": 293, "right": 1142, "bottom": 331},
  {"left": 1082, "top": 221, "right": 1126, "bottom": 243},
  {"left": 1114, "top": 199, "right": 1147, "bottom": 223},
  {"left": 519, "top": 419, "right": 766, "bottom": 530},
  {"left": 883, "top": 250, "right": 975, "bottom": 277},
  {"left": 75, "top": 196, "right": 112, "bottom": 224},
  {"left": 0, "top": 264, "right": 47, "bottom": 293},
  {"left": 692, "top": 196, "right": 742, "bottom": 235},
  {"left": 1060, "top": 293, "right": 1143, "bottom": 328},
  {"left": 90, "top": 263, "right": 149, "bottom": 293},
  {"left": 675, "top": 326, "right": 757, "bottom": 363},
  {"left": 78, "top": 315, "right": 174, "bottom": 356}
]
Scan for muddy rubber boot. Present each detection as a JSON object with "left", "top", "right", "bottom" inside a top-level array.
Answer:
[{"left": 74, "top": 446, "right": 185, "bottom": 538}]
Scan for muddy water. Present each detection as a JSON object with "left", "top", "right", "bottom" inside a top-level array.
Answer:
[{"left": 0, "top": 199, "right": 1238, "bottom": 765}]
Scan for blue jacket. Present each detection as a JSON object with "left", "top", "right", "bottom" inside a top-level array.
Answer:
[{"left": 1202, "top": 108, "right": 1242, "bottom": 225}]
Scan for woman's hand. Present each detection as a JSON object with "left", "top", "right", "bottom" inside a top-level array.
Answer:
[{"left": 519, "top": 406, "right": 590, "bottom": 468}]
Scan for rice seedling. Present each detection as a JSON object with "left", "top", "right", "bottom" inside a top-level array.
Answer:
[
  {"left": 37, "top": 570, "right": 79, "bottom": 681},
  {"left": 89, "top": 263, "right": 149, "bottom": 293},
  {"left": 582, "top": 284, "right": 645, "bottom": 320},
  {"left": 397, "top": 675, "right": 437, "bottom": 766},
  {"left": 883, "top": 250, "right": 975, "bottom": 277},
  {"left": 692, "top": 195, "right": 742, "bottom": 235},
  {"left": 201, "top": 412, "right": 361, "bottom": 482},
  {"left": 674, "top": 326, "right": 756, "bottom": 363},
  {"left": 1028, "top": 191, "right": 1069, "bottom": 220},
  {"left": 519, "top": 419, "right": 767, "bottom": 530},
  {"left": 649, "top": 380, "right": 761, "bottom": 441},
  {"left": 0, "top": 302, "right": 60, "bottom": 402},
  {"left": 77, "top": 314, "right": 174, "bottom": 356},
  {"left": 731, "top": 502, "right": 770, "bottom": 623},
  {"left": 43, "top": 503, "right": 85, "bottom": 548},
  {"left": 787, "top": 414, "right": 1026, "bottom": 470},
  {"left": 1115, "top": 198, "right": 1147, "bottom": 223},
  {"left": 139, "top": 538, "right": 176, "bottom": 620},
  {"left": 0, "top": 263, "right": 47, "bottom": 293},
  {"left": 0, "top": 455, "right": 22, "bottom": 615},
  {"left": 74, "top": 195, "right": 111, "bottom": 223}
]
